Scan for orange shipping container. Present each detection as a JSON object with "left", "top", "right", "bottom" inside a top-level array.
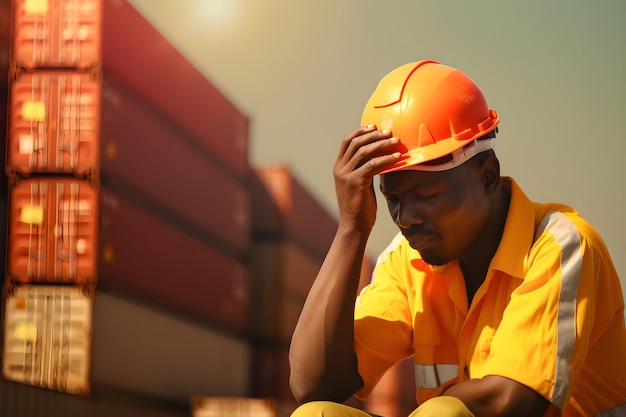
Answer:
[
  {"left": 6, "top": 177, "right": 250, "bottom": 332},
  {"left": 7, "top": 71, "right": 101, "bottom": 177},
  {"left": 1, "top": 284, "right": 93, "bottom": 395},
  {"left": 7, "top": 177, "right": 99, "bottom": 285},
  {"left": 11, "top": 0, "right": 102, "bottom": 70}
]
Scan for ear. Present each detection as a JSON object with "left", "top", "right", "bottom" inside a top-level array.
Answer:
[{"left": 480, "top": 154, "right": 501, "bottom": 197}]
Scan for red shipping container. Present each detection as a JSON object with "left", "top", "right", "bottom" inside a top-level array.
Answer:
[
  {"left": 11, "top": 0, "right": 102, "bottom": 70},
  {"left": 6, "top": 177, "right": 250, "bottom": 332},
  {"left": 7, "top": 71, "right": 101, "bottom": 177},
  {"left": 101, "top": 0, "right": 249, "bottom": 179},
  {"left": 100, "top": 74, "right": 249, "bottom": 255},
  {"left": 252, "top": 166, "right": 337, "bottom": 260},
  {"left": 98, "top": 186, "right": 250, "bottom": 331},
  {"left": 7, "top": 177, "right": 99, "bottom": 285}
]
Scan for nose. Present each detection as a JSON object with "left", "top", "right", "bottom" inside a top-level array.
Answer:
[{"left": 393, "top": 198, "right": 423, "bottom": 229}]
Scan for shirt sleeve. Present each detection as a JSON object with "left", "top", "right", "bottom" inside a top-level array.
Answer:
[{"left": 353, "top": 236, "right": 415, "bottom": 399}]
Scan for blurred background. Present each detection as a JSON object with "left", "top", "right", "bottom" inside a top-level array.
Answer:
[
  {"left": 0, "top": 1, "right": 624, "bottom": 417},
  {"left": 127, "top": 0, "right": 626, "bottom": 274}
]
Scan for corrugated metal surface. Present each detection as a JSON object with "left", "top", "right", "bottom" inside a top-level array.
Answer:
[
  {"left": 7, "top": 177, "right": 99, "bottom": 285},
  {"left": 191, "top": 397, "right": 277, "bottom": 417},
  {"left": 98, "top": 187, "right": 250, "bottom": 332},
  {"left": 251, "top": 166, "right": 336, "bottom": 259},
  {"left": 91, "top": 291, "right": 252, "bottom": 403},
  {"left": 101, "top": 74, "right": 249, "bottom": 255},
  {"left": 11, "top": 0, "right": 102, "bottom": 70},
  {"left": 2, "top": 284, "right": 92, "bottom": 395},
  {"left": 102, "top": 0, "right": 249, "bottom": 180},
  {"left": 7, "top": 71, "right": 101, "bottom": 177}
]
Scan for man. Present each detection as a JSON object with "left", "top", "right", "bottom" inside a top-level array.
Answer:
[{"left": 288, "top": 60, "right": 626, "bottom": 416}]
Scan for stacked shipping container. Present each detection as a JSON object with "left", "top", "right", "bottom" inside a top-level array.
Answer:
[
  {"left": 1, "top": 1, "right": 417, "bottom": 416},
  {"left": 2, "top": 0, "right": 254, "bottom": 414},
  {"left": 3, "top": 0, "right": 101, "bottom": 396}
]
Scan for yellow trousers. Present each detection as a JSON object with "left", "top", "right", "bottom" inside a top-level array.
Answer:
[{"left": 291, "top": 397, "right": 475, "bottom": 417}]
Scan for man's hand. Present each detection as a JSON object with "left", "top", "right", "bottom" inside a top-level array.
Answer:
[
  {"left": 333, "top": 125, "right": 401, "bottom": 232},
  {"left": 289, "top": 126, "right": 400, "bottom": 403}
]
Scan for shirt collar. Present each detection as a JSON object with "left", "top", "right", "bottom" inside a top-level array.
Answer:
[{"left": 488, "top": 177, "right": 536, "bottom": 280}]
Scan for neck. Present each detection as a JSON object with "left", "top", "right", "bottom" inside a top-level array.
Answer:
[{"left": 461, "top": 184, "right": 511, "bottom": 304}]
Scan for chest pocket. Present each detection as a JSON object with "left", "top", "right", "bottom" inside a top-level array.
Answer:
[{"left": 413, "top": 320, "right": 458, "bottom": 389}]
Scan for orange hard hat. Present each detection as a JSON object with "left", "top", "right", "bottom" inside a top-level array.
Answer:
[{"left": 361, "top": 60, "right": 499, "bottom": 174}]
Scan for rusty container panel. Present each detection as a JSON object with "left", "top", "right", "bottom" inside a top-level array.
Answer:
[
  {"left": 252, "top": 166, "right": 337, "bottom": 259},
  {"left": 7, "top": 178, "right": 98, "bottom": 285},
  {"left": 100, "top": 75, "right": 249, "bottom": 254},
  {"left": 98, "top": 187, "right": 250, "bottom": 332},
  {"left": 191, "top": 397, "right": 277, "bottom": 417},
  {"left": 102, "top": 0, "right": 249, "bottom": 179},
  {"left": 7, "top": 71, "right": 101, "bottom": 177},
  {"left": 91, "top": 291, "right": 252, "bottom": 403},
  {"left": 2, "top": 284, "right": 92, "bottom": 395},
  {"left": 11, "top": 0, "right": 102, "bottom": 70}
]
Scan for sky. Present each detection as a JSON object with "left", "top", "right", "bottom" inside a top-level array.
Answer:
[{"left": 128, "top": 0, "right": 626, "bottom": 288}]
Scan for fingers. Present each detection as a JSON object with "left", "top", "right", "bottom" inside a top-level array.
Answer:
[{"left": 337, "top": 125, "right": 402, "bottom": 175}]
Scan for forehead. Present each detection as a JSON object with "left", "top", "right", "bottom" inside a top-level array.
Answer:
[{"left": 379, "top": 164, "right": 472, "bottom": 193}]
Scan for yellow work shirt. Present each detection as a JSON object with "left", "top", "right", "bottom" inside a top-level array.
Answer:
[{"left": 354, "top": 177, "right": 626, "bottom": 416}]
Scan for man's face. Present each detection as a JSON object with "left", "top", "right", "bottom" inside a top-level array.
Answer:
[{"left": 379, "top": 161, "right": 491, "bottom": 266}]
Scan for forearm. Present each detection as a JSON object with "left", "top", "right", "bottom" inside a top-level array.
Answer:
[
  {"left": 442, "top": 376, "right": 550, "bottom": 417},
  {"left": 289, "top": 224, "right": 370, "bottom": 403}
]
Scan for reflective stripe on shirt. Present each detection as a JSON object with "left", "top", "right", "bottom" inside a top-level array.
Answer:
[
  {"left": 414, "top": 363, "right": 458, "bottom": 389},
  {"left": 534, "top": 212, "right": 582, "bottom": 409}
]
